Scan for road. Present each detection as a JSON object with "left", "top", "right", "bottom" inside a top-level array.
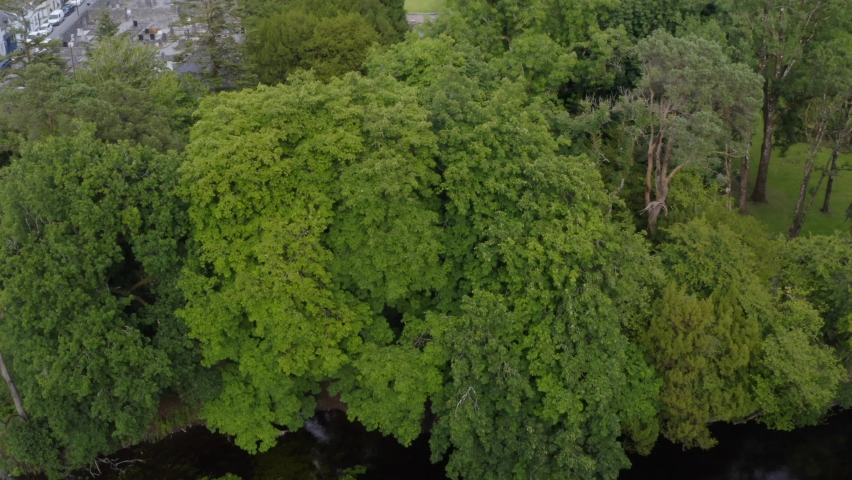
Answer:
[{"left": 45, "top": 0, "right": 101, "bottom": 42}]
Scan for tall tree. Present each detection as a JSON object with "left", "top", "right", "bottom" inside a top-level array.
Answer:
[
  {"left": 178, "top": 73, "right": 446, "bottom": 452},
  {"left": 173, "top": 0, "right": 248, "bottom": 90},
  {"left": 722, "top": 0, "right": 848, "bottom": 203},
  {"left": 93, "top": 8, "right": 120, "bottom": 39},
  {"left": 818, "top": 122, "right": 851, "bottom": 214},
  {"left": 650, "top": 218, "right": 764, "bottom": 447},
  {"left": 368, "top": 35, "right": 661, "bottom": 480},
  {"left": 619, "top": 31, "right": 761, "bottom": 233},
  {"left": 244, "top": 0, "right": 406, "bottom": 85},
  {"left": 787, "top": 36, "right": 852, "bottom": 237},
  {"left": 788, "top": 95, "right": 839, "bottom": 238},
  {"left": 0, "top": 128, "right": 209, "bottom": 474},
  {"left": 0, "top": 64, "right": 186, "bottom": 154}
]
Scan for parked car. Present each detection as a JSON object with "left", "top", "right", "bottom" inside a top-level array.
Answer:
[
  {"left": 62, "top": 4, "right": 76, "bottom": 15},
  {"left": 0, "top": 58, "right": 11, "bottom": 71},
  {"left": 35, "top": 23, "right": 53, "bottom": 36},
  {"left": 68, "top": 0, "right": 84, "bottom": 5},
  {"left": 48, "top": 9, "right": 64, "bottom": 26}
]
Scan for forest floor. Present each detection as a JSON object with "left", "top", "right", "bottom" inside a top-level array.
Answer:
[
  {"left": 736, "top": 139, "right": 852, "bottom": 237},
  {"left": 405, "top": 0, "right": 446, "bottom": 12}
]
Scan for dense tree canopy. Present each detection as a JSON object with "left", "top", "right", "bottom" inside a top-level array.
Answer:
[
  {"left": 1, "top": 0, "right": 852, "bottom": 478},
  {"left": 244, "top": 0, "right": 408, "bottom": 84},
  {"left": 0, "top": 128, "right": 212, "bottom": 477}
]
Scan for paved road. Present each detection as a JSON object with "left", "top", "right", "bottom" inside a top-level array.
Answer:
[{"left": 45, "top": 1, "right": 100, "bottom": 41}]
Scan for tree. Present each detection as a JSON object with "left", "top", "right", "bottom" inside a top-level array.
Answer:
[
  {"left": 775, "top": 234, "right": 852, "bottom": 346},
  {"left": 619, "top": 31, "right": 762, "bottom": 233},
  {"left": 646, "top": 286, "right": 752, "bottom": 448},
  {"left": 787, "top": 36, "right": 852, "bottom": 237},
  {"left": 244, "top": 0, "right": 407, "bottom": 85},
  {"left": 0, "top": 0, "right": 53, "bottom": 65},
  {"left": 434, "top": 0, "right": 633, "bottom": 104},
  {"left": 788, "top": 96, "right": 840, "bottom": 238},
  {"left": 178, "top": 73, "right": 446, "bottom": 452},
  {"left": 813, "top": 35, "right": 852, "bottom": 214},
  {"left": 0, "top": 127, "right": 209, "bottom": 475},
  {"left": 0, "top": 351, "right": 26, "bottom": 420},
  {"left": 173, "top": 0, "right": 248, "bottom": 90},
  {"left": 368, "top": 35, "right": 661, "bottom": 480},
  {"left": 818, "top": 119, "right": 851, "bottom": 214},
  {"left": 650, "top": 214, "right": 847, "bottom": 442},
  {"left": 93, "top": 8, "right": 120, "bottom": 39},
  {"left": 247, "top": 11, "right": 381, "bottom": 83},
  {"left": 650, "top": 219, "right": 764, "bottom": 447},
  {"left": 753, "top": 295, "right": 846, "bottom": 431},
  {"left": 722, "top": 0, "right": 849, "bottom": 203},
  {"left": 0, "top": 63, "right": 185, "bottom": 154},
  {"left": 77, "top": 35, "right": 162, "bottom": 89}
]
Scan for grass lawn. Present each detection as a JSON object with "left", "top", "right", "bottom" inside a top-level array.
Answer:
[
  {"left": 735, "top": 137, "right": 852, "bottom": 237},
  {"left": 404, "top": 0, "right": 446, "bottom": 12}
]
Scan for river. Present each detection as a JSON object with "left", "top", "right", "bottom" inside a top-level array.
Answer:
[{"left": 44, "top": 408, "right": 852, "bottom": 479}]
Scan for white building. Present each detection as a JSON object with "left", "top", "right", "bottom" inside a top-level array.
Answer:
[
  {"left": 0, "top": 11, "right": 17, "bottom": 57},
  {"left": 27, "top": 0, "right": 63, "bottom": 30}
]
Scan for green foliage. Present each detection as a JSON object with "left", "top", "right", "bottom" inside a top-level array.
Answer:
[
  {"left": 2, "top": 0, "right": 851, "bottom": 476},
  {"left": 775, "top": 234, "right": 852, "bottom": 345},
  {"left": 304, "top": 13, "right": 381, "bottom": 79},
  {"left": 649, "top": 217, "right": 849, "bottom": 444},
  {"left": 93, "top": 8, "right": 120, "bottom": 39},
  {"left": 246, "top": 0, "right": 408, "bottom": 84},
  {"left": 179, "top": 73, "right": 444, "bottom": 452},
  {"left": 1, "top": 418, "right": 62, "bottom": 478},
  {"left": 174, "top": 0, "right": 249, "bottom": 91},
  {"left": 427, "top": 0, "right": 632, "bottom": 101},
  {"left": 605, "top": 0, "right": 688, "bottom": 39},
  {"left": 0, "top": 63, "right": 190, "bottom": 155},
  {"left": 754, "top": 295, "right": 847, "bottom": 430},
  {"left": 646, "top": 285, "right": 757, "bottom": 448},
  {"left": 368, "top": 36, "right": 662, "bottom": 479},
  {"left": 200, "top": 474, "right": 242, "bottom": 480},
  {"left": 78, "top": 35, "right": 163, "bottom": 89},
  {"left": 650, "top": 218, "right": 770, "bottom": 446},
  {"left": 0, "top": 128, "right": 206, "bottom": 473}
]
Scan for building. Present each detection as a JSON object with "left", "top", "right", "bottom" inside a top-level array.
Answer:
[
  {"left": 27, "top": 0, "right": 64, "bottom": 30},
  {"left": 0, "top": 11, "right": 17, "bottom": 56}
]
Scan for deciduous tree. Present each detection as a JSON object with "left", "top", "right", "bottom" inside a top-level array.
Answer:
[
  {"left": 722, "top": 0, "right": 849, "bottom": 203},
  {"left": 0, "top": 127, "right": 208, "bottom": 475},
  {"left": 178, "top": 73, "right": 445, "bottom": 452}
]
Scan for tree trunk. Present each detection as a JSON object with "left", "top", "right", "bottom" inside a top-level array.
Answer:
[
  {"left": 821, "top": 147, "right": 840, "bottom": 213},
  {"left": 752, "top": 84, "right": 779, "bottom": 203},
  {"left": 724, "top": 154, "right": 733, "bottom": 208},
  {"left": 789, "top": 122, "right": 829, "bottom": 238},
  {"left": 0, "top": 352, "right": 27, "bottom": 420},
  {"left": 739, "top": 152, "right": 751, "bottom": 215},
  {"left": 647, "top": 204, "right": 661, "bottom": 234},
  {"left": 797, "top": 156, "right": 833, "bottom": 237}
]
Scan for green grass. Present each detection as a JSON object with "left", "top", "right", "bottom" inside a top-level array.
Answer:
[
  {"left": 736, "top": 137, "right": 852, "bottom": 237},
  {"left": 404, "top": 0, "right": 445, "bottom": 12}
]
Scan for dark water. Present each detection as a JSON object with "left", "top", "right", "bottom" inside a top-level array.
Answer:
[
  {"left": 86, "top": 410, "right": 448, "bottom": 480},
  {"left": 60, "top": 409, "right": 852, "bottom": 480},
  {"left": 622, "top": 409, "right": 852, "bottom": 480}
]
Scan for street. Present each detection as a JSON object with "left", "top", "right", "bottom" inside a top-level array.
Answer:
[{"left": 46, "top": 0, "right": 99, "bottom": 42}]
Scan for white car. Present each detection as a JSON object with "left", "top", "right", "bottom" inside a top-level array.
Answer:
[
  {"left": 69, "top": 0, "right": 84, "bottom": 5},
  {"left": 47, "top": 9, "right": 64, "bottom": 26},
  {"left": 35, "top": 23, "right": 53, "bottom": 37}
]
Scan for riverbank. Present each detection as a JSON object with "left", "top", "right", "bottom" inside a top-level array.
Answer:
[{"left": 31, "top": 408, "right": 851, "bottom": 480}]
